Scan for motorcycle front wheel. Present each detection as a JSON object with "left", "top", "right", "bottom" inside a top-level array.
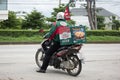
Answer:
[
  {"left": 66, "top": 55, "right": 82, "bottom": 76},
  {"left": 35, "top": 48, "right": 44, "bottom": 68}
]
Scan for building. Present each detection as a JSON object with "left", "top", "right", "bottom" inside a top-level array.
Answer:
[
  {"left": 70, "top": 7, "right": 120, "bottom": 30},
  {"left": 0, "top": 0, "right": 8, "bottom": 21}
]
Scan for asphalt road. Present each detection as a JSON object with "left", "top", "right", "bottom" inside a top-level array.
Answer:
[{"left": 0, "top": 44, "right": 120, "bottom": 80}]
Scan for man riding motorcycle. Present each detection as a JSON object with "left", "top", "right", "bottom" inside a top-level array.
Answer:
[{"left": 36, "top": 12, "right": 70, "bottom": 73}]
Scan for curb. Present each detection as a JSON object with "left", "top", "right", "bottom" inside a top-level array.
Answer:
[
  {"left": 86, "top": 42, "right": 120, "bottom": 44},
  {"left": 0, "top": 42, "right": 40, "bottom": 45}
]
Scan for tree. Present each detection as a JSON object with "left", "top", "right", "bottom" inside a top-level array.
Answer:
[
  {"left": 97, "top": 16, "right": 105, "bottom": 29},
  {"left": 112, "top": 16, "right": 120, "bottom": 30},
  {"left": 86, "top": 0, "right": 97, "bottom": 30},
  {"left": 47, "top": 4, "right": 65, "bottom": 22},
  {"left": 22, "top": 9, "right": 45, "bottom": 29},
  {"left": 0, "top": 11, "right": 20, "bottom": 29},
  {"left": 46, "top": 4, "right": 75, "bottom": 25},
  {"left": 112, "top": 20, "right": 120, "bottom": 30}
]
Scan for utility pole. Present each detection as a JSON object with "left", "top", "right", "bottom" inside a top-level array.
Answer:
[{"left": 59, "top": 0, "right": 61, "bottom": 7}]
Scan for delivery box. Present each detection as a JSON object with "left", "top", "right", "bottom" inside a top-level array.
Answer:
[
  {"left": 71, "top": 25, "right": 86, "bottom": 44},
  {"left": 59, "top": 25, "right": 86, "bottom": 45}
]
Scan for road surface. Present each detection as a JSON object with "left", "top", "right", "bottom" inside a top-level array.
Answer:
[{"left": 0, "top": 44, "right": 120, "bottom": 80}]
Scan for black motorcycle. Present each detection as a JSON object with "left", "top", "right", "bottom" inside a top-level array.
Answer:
[{"left": 35, "top": 39, "right": 84, "bottom": 76}]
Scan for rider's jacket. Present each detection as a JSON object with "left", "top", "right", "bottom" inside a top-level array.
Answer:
[{"left": 45, "top": 19, "right": 70, "bottom": 43}]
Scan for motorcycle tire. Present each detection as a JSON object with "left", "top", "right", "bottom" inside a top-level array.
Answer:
[
  {"left": 35, "top": 48, "right": 44, "bottom": 68},
  {"left": 66, "top": 55, "right": 82, "bottom": 76}
]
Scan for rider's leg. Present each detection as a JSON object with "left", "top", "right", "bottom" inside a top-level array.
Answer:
[
  {"left": 37, "top": 41, "right": 61, "bottom": 73},
  {"left": 41, "top": 42, "right": 61, "bottom": 70}
]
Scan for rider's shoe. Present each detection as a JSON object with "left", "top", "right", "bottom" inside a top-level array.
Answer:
[{"left": 36, "top": 69, "right": 46, "bottom": 73}]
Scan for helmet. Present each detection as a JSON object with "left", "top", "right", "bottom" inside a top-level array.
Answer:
[{"left": 56, "top": 12, "right": 65, "bottom": 20}]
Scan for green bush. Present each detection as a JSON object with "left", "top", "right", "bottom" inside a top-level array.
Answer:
[
  {"left": 0, "top": 29, "right": 47, "bottom": 37},
  {"left": 0, "top": 30, "right": 120, "bottom": 38},
  {"left": 0, "top": 30, "right": 120, "bottom": 43},
  {"left": 86, "top": 30, "right": 120, "bottom": 36}
]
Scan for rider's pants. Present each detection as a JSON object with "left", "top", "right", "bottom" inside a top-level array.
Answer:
[{"left": 41, "top": 41, "right": 61, "bottom": 70}]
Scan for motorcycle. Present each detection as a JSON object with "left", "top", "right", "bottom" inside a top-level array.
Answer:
[{"left": 35, "top": 39, "right": 84, "bottom": 76}]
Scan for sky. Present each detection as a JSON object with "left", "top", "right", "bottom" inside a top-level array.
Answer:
[{"left": 8, "top": 0, "right": 120, "bottom": 17}]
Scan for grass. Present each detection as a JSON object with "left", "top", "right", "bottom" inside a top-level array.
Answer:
[{"left": 0, "top": 36, "right": 120, "bottom": 43}]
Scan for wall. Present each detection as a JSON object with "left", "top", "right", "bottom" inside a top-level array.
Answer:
[{"left": 71, "top": 16, "right": 90, "bottom": 29}]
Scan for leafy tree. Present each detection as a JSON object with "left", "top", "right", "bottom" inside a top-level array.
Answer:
[
  {"left": 46, "top": 4, "right": 75, "bottom": 25},
  {"left": 112, "top": 20, "right": 120, "bottom": 30},
  {"left": 0, "top": 11, "right": 20, "bottom": 29},
  {"left": 22, "top": 9, "right": 45, "bottom": 29},
  {"left": 97, "top": 16, "right": 105, "bottom": 29},
  {"left": 112, "top": 16, "right": 120, "bottom": 30}
]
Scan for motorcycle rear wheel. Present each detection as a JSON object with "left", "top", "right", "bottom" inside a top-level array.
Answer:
[
  {"left": 35, "top": 48, "right": 44, "bottom": 68},
  {"left": 66, "top": 55, "right": 82, "bottom": 76}
]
